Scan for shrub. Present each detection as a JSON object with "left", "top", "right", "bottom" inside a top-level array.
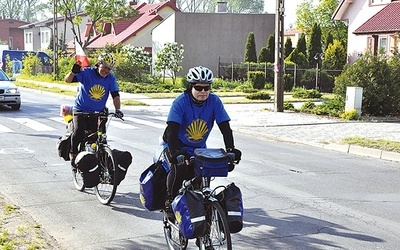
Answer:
[
  {"left": 248, "top": 71, "right": 265, "bottom": 89},
  {"left": 334, "top": 52, "right": 400, "bottom": 116},
  {"left": 292, "top": 87, "right": 322, "bottom": 99},
  {"left": 340, "top": 109, "right": 359, "bottom": 120},
  {"left": 284, "top": 102, "right": 295, "bottom": 110},
  {"left": 246, "top": 92, "right": 271, "bottom": 100},
  {"left": 313, "top": 98, "right": 344, "bottom": 117},
  {"left": 300, "top": 101, "right": 316, "bottom": 112}
]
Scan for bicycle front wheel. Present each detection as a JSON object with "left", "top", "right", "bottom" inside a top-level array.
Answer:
[
  {"left": 198, "top": 200, "right": 232, "bottom": 250},
  {"left": 94, "top": 146, "right": 117, "bottom": 205}
]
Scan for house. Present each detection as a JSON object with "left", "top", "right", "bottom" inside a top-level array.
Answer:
[
  {"left": 284, "top": 28, "right": 302, "bottom": 48},
  {"left": 0, "top": 18, "right": 29, "bottom": 50},
  {"left": 152, "top": 11, "right": 275, "bottom": 77},
  {"left": 19, "top": 13, "right": 90, "bottom": 52},
  {"left": 333, "top": 0, "right": 400, "bottom": 64},
  {"left": 68, "top": 0, "right": 180, "bottom": 53}
]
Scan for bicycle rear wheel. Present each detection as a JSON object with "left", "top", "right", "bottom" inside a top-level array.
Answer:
[
  {"left": 163, "top": 212, "right": 188, "bottom": 250},
  {"left": 72, "top": 168, "right": 85, "bottom": 191},
  {"left": 94, "top": 146, "right": 117, "bottom": 205},
  {"left": 198, "top": 200, "right": 232, "bottom": 250}
]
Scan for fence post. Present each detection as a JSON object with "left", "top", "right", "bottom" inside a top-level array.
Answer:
[{"left": 231, "top": 62, "right": 234, "bottom": 81}]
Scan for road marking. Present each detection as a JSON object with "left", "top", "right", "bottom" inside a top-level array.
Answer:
[
  {"left": 10, "top": 118, "right": 56, "bottom": 131},
  {"left": 0, "top": 124, "right": 13, "bottom": 133},
  {"left": 0, "top": 148, "right": 35, "bottom": 154},
  {"left": 123, "top": 117, "right": 165, "bottom": 129},
  {"left": 110, "top": 120, "right": 138, "bottom": 129},
  {"left": 149, "top": 116, "right": 167, "bottom": 122}
]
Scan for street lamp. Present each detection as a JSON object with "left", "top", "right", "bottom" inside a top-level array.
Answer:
[{"left": 314, "top": 53, "right": 323, "bottom": 90}]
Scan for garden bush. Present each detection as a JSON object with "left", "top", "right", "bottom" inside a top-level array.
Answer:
[{"left": 246, "top": 91, "right": 271, "bottom": 100}]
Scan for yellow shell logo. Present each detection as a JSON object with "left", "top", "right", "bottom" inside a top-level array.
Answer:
[
  {"left": 186, "top": 119, "right": 208, "bottom": 141},
  {"left": 89, "top": 84, "right": 105, "bottom": 101},
  {"left": 139, "top": 194, "right": 145, "bottom": 205},
  {"left": 175, "top": 211, "right": 182, "bottom": 223}
]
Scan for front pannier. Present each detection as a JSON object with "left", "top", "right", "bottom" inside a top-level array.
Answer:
[
  {"left": 139, "top": 161, "right": 168, "bottom": 211},
  {"left": 75, "top": 151, "right": 100, "bottom": 188},
  {"left": 217, "top": 182, "right": 244, "bottom": 233},
  {"left": 172, "top": 190, "right": 206, "bottom": 239}
]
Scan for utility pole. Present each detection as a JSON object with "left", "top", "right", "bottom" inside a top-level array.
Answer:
[
  {"left": 53, "top": 0, "right": 58, "bottom": 78},
  {"left": 274, "top": 0, "right": 285, "bottom": 112}
]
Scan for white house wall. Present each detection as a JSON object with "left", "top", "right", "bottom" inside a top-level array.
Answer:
[
  {"left": 124, "top": 21, "right": 161, "bottom": 47},
  {"left": 152, "top": 12, "right": 275, "bottom": 77},
  {"left": 341, "top": 0, "right": 386, "bottom": 63},
  {"left": 152, "top": 13, "right": 176, "bottom": 74}
]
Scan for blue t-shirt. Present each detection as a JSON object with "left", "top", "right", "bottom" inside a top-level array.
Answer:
[
  {"left": 167, "top": 92, "right": 230, "bottom": 156},
  {"left": 74, "top": 67, "right": 119, "bottom": 112}
]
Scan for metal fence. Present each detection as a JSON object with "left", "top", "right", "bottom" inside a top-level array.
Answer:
[{"left": 217, "top": 57, "right": 342, "bottom": 92}]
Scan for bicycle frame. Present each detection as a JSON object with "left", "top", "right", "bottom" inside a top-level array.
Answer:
[
  {"left": 163, "top": 149, "right": 236, "bottom": 250},
  {"left": 72, "top": 108, "right": 123, "bottom": 205}
]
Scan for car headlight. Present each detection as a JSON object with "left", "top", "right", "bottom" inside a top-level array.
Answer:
[{"left": 7, "top": 88, "right": 19, "bottom": 94}]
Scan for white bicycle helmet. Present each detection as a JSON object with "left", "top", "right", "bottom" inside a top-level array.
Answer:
[
  {"left": 187, "top": 66, "right": 213, "bottom": 84},
  {"left": 98, "top": 52, "right": 116, "bottom": 70}
]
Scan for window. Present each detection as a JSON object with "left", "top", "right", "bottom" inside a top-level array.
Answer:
[
  {"left": 378, "top": 36, "right": 387, "bottom": 54},
  {"left": 26, "top": 32, "right": 32, "bottom": 44},
  {"left": 370, "top": 0, "right": 389, "bottom": 5}
]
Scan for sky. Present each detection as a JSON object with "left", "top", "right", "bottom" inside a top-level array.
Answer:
[{"left": 264, "top": 0, "right": 313, "bottom": 29}]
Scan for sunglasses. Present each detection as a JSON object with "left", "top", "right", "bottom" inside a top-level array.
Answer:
[{"left": 193, "top": 85, "right": 211, "bottom": 91}]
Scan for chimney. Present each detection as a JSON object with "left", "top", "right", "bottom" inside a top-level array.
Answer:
[
  {"left": 129, "top": 0, "right": 137, "bottom": 6},
  {"left": 215, "top": 1, "right": 227, "bottom": 13}
]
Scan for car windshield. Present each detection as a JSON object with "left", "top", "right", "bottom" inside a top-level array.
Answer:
[{"left": 0, "top": 70, "right": 10, "bottom": 81}]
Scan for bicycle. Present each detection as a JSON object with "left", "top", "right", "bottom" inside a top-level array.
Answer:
[
  {"left": 162, "top": 148, "right": 238, "bottom": 250},
  {"left": 72, "top": 107, "right": 124, "bottom": 205}
]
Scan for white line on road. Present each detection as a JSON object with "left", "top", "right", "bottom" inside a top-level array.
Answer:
[
  {"left": 10, "top": 118, "right": 56, "bottom": 131},
  {"left": 123, "top": 117, "right": 165, "bottom": 129}
]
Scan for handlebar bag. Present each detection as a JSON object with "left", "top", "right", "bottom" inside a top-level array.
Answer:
[
  {"left": 75, "top": 151, "right": 100, "bottom": 188},
  {"left": 172, "top": 190, "right": 206, "bottom": 239},
  {"left": 216, "top": 182, "right": 243, "bottom": 233},
  {"left": 194, "top": 148, "right": 230, "bottom": 177},
  {"left": 139, "top": 161, "right": 168, "bottom": 211},
  {"left": 112, "top": 149, "right": 133, "bottom": 185}
]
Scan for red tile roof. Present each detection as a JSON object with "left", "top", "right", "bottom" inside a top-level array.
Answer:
[
  {"left": 86, "top": 0, "right": 180, "bottom": 49},
  {"left": 354, "top": 1, "right": 400, "bottom": 34}
]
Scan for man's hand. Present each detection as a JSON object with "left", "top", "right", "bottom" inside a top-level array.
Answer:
[
  {"left": 115, "top": 109, "right": 124, "bottom": 119},
  {"left": 227, "top": 148, "right": 242, "bottom": 163},
  {"left": 169, "top": 150, "right": 189, "bottom": 165},
  {"left": 71, "top": 63, "right": 81, "bottom": 74}
]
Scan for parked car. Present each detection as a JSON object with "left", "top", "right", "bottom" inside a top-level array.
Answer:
[{"left": 0, "top": 69, "right": 21, "bottom": 110}]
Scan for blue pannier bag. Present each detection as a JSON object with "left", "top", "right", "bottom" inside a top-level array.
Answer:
[
  {"left": 194, "top": 148, "right": 230, "bottom": 177},
  {"left": 172, "top": 190, "right": 206, "bottom": 239},
  {"left": 217, "top": 182, "right": 244, "bottom": 233},
  {"left": 139, "top": 161, "right": 168, "bottom": 211}
]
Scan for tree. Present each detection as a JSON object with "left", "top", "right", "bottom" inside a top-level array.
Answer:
[
  {"left": 58, "top": 0, "right": 138, "bottom": 50},
  {"left": 243, "top": 32, "right": 257, "bottom": 63},
  {"left": 322, "top": 39, "right": 346, "bottom": 73},
  {"left": 0, "top": 0, "right": 46, "bottom": 22},
  {"left": 258, "top": 47, "right": 268, "bottom": 63},
  {"left": 297, "top": 33, "right": 307, "bottom": 59},
  {"left": 155, "top": 42, "right": 184, "bottom": 84},
  {"left": 174, "top": 0, "right": 263, "bottom": 13},
  {"left": 284, "top": 37, "right": 294, "bottom": 59},
  {"left": 324, "top": 31, "right": 334, "bottom": 50},
  {"left": 285, "top": 48, "right": 308, "bottom": 68},
  {"left": 266, "top": 33, "right": 275, "bottom": 63},
  {"left": 308, "top": 23, "right": 323, "bottom": 68},
  {"left": 296, "top": 0, "right": 348, "bottom": 44}
]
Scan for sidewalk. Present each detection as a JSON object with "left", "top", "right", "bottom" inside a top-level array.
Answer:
[{"left": 19, "top": 80, "right": 400, "bottom": 162}]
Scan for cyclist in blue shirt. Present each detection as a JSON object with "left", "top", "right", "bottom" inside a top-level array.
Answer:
[
  {"left": 163, "top": 66, "right": 241, "bottom": 198},
  {"left": 65, "top": 52, "right": 124, "bottom": 167}
]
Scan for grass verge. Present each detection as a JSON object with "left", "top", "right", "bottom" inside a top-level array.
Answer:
[
  {"left": 341, "top": 136, "right": 400, "bottom": 153},
  {"left": 0, "top": 195, "right": 60, "bottom": 249}
]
